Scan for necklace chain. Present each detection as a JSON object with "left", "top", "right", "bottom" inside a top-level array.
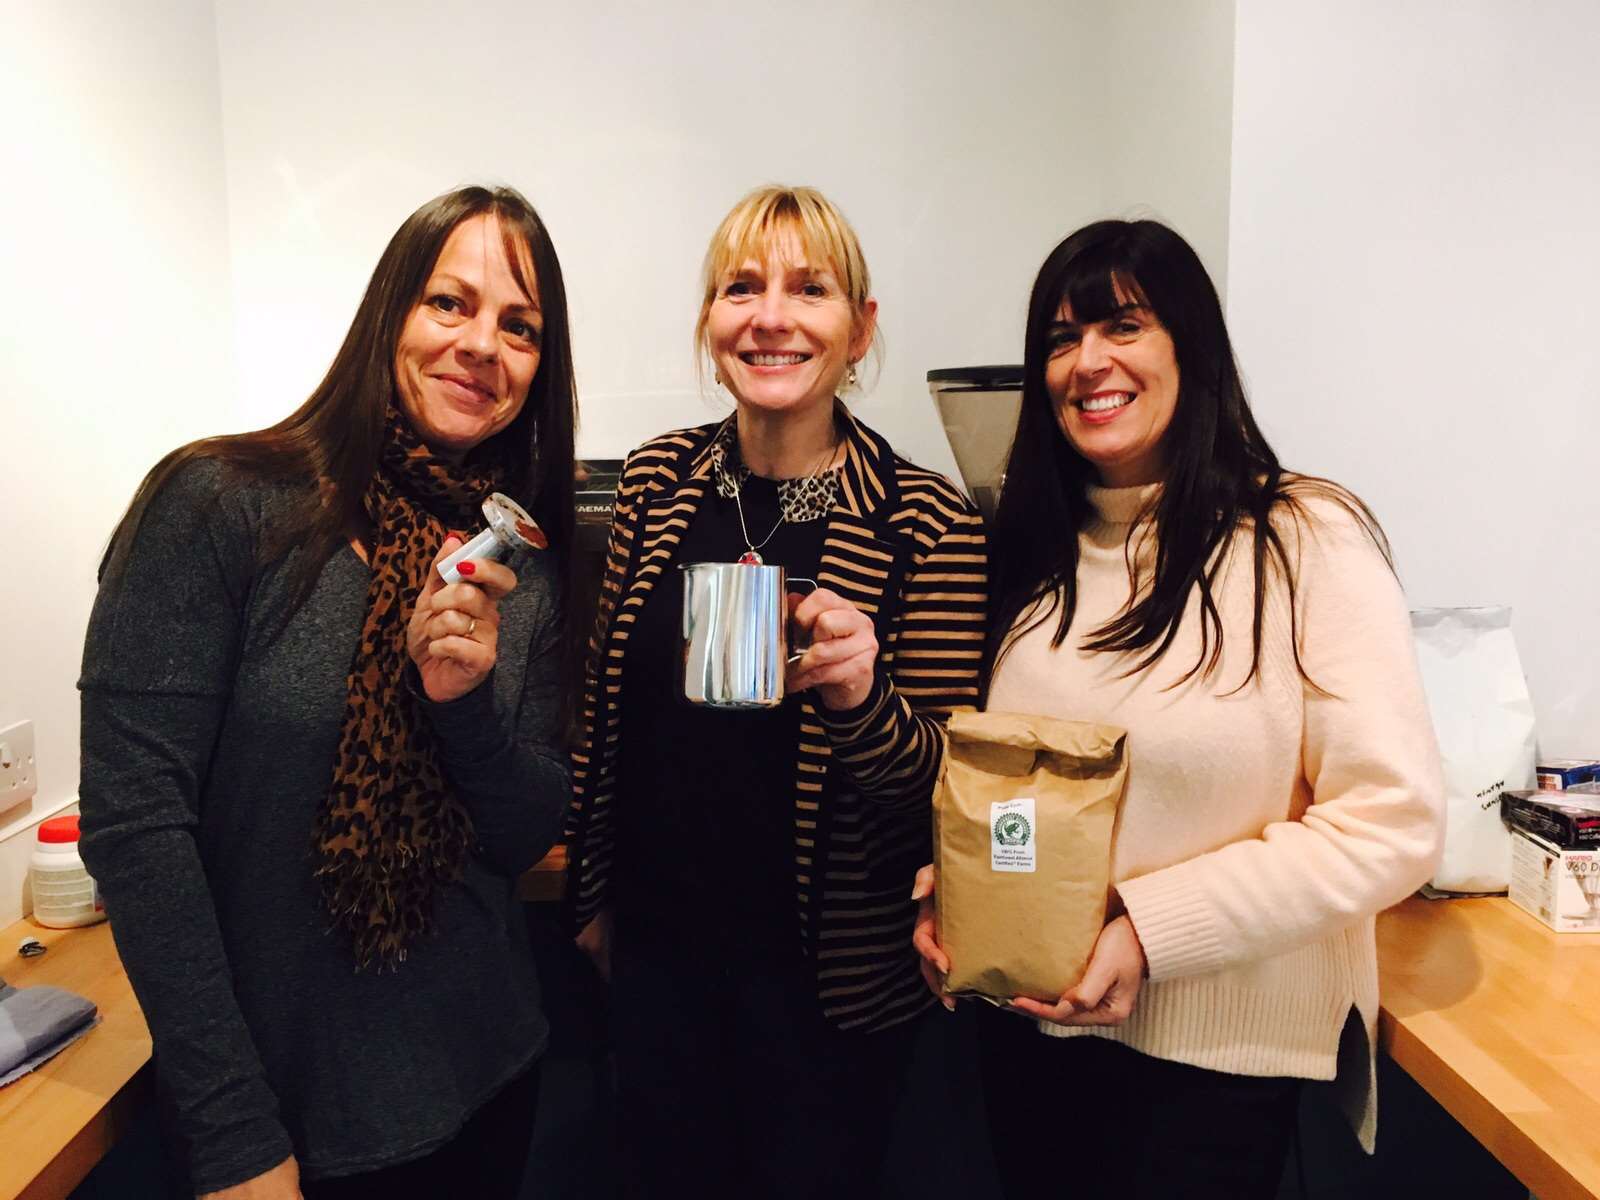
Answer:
[
  {"left": 711, "top": 421, "right": 842, "bottom": 563},
  {"left": 733, "top": 485, "right": 786, "bottom": 557}
]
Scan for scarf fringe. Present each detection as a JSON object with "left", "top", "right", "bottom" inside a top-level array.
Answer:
[{"left": 314, "top": 826, "right": 474, "bottom": 970}]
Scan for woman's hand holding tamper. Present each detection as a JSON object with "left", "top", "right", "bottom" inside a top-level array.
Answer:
[{"left": 408, "top": 534, "right": 518, "bottom": 702}]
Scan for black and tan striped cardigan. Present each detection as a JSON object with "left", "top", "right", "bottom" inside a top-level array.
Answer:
[{"left": 564, "top": 407, "right": 987, "bottom": 1032}]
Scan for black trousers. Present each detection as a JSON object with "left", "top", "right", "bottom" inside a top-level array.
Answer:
[
  {"left": 300, "top": 1063, "right": 541, "bottom": 1200},
  {"left": 610, "top": 923, "right": 922, "bottom": 1200},
  {"left": 977, "top": 1004, "right": 1300, "bottom": 1200}
]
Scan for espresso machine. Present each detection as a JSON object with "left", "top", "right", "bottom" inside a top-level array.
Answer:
[
  {"left": 572, "top": 457, "right": 623, "bottom": 644},
  {"left": 927, "top": 366, "right": 1024, "bottom": 521}
]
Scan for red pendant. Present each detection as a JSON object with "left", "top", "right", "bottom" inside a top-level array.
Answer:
[{"left": 737, "top": 550, "right": 764, "bottom": 565}]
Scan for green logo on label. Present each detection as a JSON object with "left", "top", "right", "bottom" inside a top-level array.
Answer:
[{"left": 994, "top": 813, "right": 1031, "bottom": 847}]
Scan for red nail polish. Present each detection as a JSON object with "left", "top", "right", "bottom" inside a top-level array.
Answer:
[
  {"left": 457, "top": 561, "right": 476, "bottom": 576},
  {"left": 449, "top": 529, "right": 467, "bottom": 542}
]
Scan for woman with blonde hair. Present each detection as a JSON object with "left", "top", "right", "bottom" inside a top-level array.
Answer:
[{"left": 564, "top": 185, "right": 987, "bottom": 1197}]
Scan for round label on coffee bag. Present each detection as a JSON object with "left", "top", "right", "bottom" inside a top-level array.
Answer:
[
  {"left": 990, "top": 798, "right": 1037, "bottom": 873},
  {"left": 994, "top": 813, "right": 1031, "bottom": 846}
]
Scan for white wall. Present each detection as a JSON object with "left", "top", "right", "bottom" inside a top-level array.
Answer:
[
  {"left": 0, "top": 0, "right": 234, "bottom": 921},
  {"left": 3, "top": 0, "right": 1233, "bottom": 918},
  {"left": 1227, "top": 0, "right": 1600, "bottom": 754},
  {"left": 211, "top": 0, "right": 1235, "bottom": 477}
]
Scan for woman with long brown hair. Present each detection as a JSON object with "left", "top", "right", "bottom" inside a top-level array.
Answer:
[{"left": 78, "top": 185, "right": 576, "bottom": 1199}]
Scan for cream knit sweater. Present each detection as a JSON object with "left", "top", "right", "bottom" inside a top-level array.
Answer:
[{"left": 987, "top": 482, "right": 1444, "bottom": 1150}]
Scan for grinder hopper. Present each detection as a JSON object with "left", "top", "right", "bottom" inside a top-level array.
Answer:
[{"left": 927, "top": 366, "right": 1024, "bottom": 522}]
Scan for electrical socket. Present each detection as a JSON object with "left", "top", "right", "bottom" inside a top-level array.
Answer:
[{"left": 0, "top": 720, "right": 38, "bottom": 814}]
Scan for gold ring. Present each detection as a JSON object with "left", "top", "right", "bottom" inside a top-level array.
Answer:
[{"left": 466, "top": 618, "right": 478, "bottom": 638}]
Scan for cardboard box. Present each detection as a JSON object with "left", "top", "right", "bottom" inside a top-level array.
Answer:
[
  {"left": 1536, "top": 759, "right": 1600, "bottom": 790},
  {"left": 1507, "top": 826, "right": 1600, "bottom": 932},
  {"left": 1501, "top": 788, "right": 1600, "bottom": 849}
]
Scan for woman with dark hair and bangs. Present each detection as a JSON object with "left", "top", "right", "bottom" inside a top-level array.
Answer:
[
  {"left": 913, "top": 219, "right": 1444, "bottom": 1197},
  {"left": 78, "top": 186, "right": 576, "bottom": 1199}
]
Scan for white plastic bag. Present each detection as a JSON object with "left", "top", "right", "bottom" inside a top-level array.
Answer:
[{"left": 1410, "top": 607, "right": 1536, "bottom": 893}]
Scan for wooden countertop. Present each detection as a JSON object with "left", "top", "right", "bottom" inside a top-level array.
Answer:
[
  {"left": 0, "top": 848, "right": 567, "bottom": 1200},
  {"left": 1377, "top": 895, "right": 1600, "bottom": 1200},
  {"left": 0, "top": 918, "right": 152, "bottom": 1200},
  {"left": 518, "top": 843, "right": 567, "bottom": 904}
]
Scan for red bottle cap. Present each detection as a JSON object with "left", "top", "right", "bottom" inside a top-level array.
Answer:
[{"left": 37, "top": 815, "right": 81, "bottom": 844}]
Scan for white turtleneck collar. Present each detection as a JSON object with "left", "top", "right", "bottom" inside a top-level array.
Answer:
[{"left": 1085, "top": 481, "right": 1162, "bottom": 528}]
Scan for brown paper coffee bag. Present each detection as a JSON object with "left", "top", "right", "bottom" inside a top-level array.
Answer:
[{"left": 934, "top": 709, "right": 1127, "bottom": 1003}]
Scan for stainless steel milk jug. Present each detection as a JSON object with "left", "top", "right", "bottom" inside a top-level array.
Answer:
[{"left": 679, "top": 562, "right": 816, "bottom": 709}]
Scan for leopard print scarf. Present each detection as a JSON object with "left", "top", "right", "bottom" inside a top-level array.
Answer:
[{"left": 313, "top": 407, "right": 507, "bottom": 968}]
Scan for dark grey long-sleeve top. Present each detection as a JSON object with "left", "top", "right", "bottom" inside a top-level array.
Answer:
[{"left": 77, "top": 460, "right": 570, "bottom": 1191}]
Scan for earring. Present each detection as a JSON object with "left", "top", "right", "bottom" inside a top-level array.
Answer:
[
  {"left": 714, "top": 370, "right": 724, "bottom": 387},
  {"left": 846, "top": 363, "right": 858, "bottom": 387}
]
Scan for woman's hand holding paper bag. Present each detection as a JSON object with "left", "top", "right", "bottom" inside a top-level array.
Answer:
[
  {"left": 1008, "top": 907, "right": 1147, "bottom": 1026},
  {"left": 910, "top": 865, "right": 954, "bottom": 1012},
  {"left": 912, "top": 855, "right": 1147, "bottom": 1024}
]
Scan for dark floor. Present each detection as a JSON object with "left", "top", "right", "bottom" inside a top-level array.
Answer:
[{"left": 70, "top": 906, "right": 1531, "bottom": 1199}]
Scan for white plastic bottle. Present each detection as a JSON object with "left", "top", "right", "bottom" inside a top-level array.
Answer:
[{"left": 30, "top": 815, "right": 108, "bottom": 928}]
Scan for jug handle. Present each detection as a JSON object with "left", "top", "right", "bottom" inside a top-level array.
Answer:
[{"left": 785, "top": 578, "right": 821, "bottom": 663}]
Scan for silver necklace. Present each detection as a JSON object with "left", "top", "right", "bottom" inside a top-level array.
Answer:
[
  {"left": 732, "top": 485, "right": 787, "bottom": 564},
  {"left": 713, "top": 425, "right": 842, "bottom": 565}
]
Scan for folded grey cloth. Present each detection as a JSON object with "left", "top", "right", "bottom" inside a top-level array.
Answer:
[{"left": 0, "top": 980, "right": 100, "bottom": 1086}]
